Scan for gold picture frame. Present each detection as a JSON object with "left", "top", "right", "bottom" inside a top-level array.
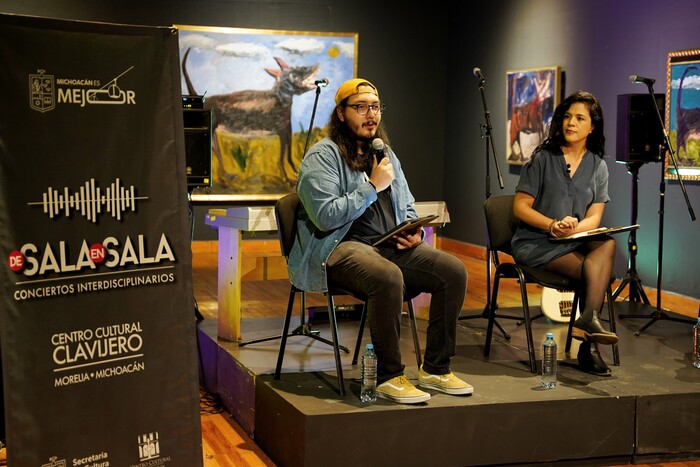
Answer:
[
  {"left": 506, "top": 66, "right": 561, "bottom": 165},
  {"left": 175, "top": 25, "right": 359, "bottom": 200},
  {"left": 665, "top": 48, "right": 700, "bottom": 181}
]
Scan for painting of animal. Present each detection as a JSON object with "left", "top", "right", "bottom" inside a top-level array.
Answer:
[
  {"left": 506, "top": 67, "right": 558, "bottom": 164},
  {"left": 674, "top": 65, "right": 700, "bottom": 164},
  {"left": 182, "top": 48, "right": 319, "bottom": 187},
  {"left": 176, "top": 26, "right": 357, "bottom": 195}
]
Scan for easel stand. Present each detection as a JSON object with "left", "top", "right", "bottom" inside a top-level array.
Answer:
[
  {"left": 458, "top": 70, "right": 509, "bottom": 340},
  {"left": 620, "top": 82, "right": 696, "bottom": 335}
]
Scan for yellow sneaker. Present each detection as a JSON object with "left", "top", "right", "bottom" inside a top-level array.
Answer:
[
  {"left": 376, "top": 375, "right": 431, "bottom": 404},
  {"left": 418, "top": 366, "right": 474, "bottom": 395}
]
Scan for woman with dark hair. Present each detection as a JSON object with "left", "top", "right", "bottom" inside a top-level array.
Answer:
[{"left": 512, "top": 91, "right": 617, "bottom": 375}]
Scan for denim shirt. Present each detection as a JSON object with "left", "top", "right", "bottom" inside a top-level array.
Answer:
[{"left": 288, "top": 136, "right": 418, "bottom": 292}]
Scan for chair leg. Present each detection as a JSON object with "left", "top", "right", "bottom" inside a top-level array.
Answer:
[
  {"left": 351, "top": 300, "right": 422, "bottom": 369},
  {"left": 274, "top": 287, "right": 297, "bottom": 380},
  {"left": 352, "top": 303, "right": 368, "bottom": 366},
  {"left": 326, "top": 294, "right": 346, "bottom": 396},
  {"left": 606, "top": 286, "right": 620, "bottom": 366},
  {"left": 565, "top": 292, "right": 580, "bottom": 353},
  {"left": 517, "top": 277, "right": 537, "bottom": 373},
  {"left": 483, "top": 275, "right": 501, "bottom": 358},
  {"left": 407, "top": 300, "right": 422, "bottom": 368}
]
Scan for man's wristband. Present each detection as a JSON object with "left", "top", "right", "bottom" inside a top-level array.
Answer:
[
  {"left": 368, "top": 180, "right": 377, "bottom": 191},
  {"left": 548, "top": 218, "right": 557, "bottom": 232}
]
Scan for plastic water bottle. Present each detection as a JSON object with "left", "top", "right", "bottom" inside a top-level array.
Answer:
[
  {"left": 541, "top": 333, "right": 557, "bottom": 389},
  {"left": 360, "top": 343, "right": 377, "bottom": 403},
  {"left": 692, "top": 318, "right": 700, "bottom": 369}
]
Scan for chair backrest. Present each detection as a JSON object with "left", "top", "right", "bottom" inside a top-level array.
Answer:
[
  {"left": 483, "top": 195, "right": 519, "bottom": 261},
  {"left": 275, "top": 192, "right": 301, "bottom": 259}
]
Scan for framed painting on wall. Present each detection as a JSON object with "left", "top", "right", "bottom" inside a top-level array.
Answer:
[
  {"left": 506, "top": 66, "right": 560, "bottom": 165},
  {"left": 666, "top": 48, "right": 700, "bottom": 181},
  {"left": 175, "top": 25, "right": 358, "bottom": 200}
]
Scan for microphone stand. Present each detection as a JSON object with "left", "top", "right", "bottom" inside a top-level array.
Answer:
[
  {"left": 188, "top": 187, "right": 204, "bottom": 321},
  {"left": 239, "top": 80, "right": 347, "bottom": 350},
  {"left": 458, "top": 72, "right": 509, "bottom": 340},
  {"left": 624, "top": 81, "right": 697, "bottom": 335},
  {"left": 302, "top": 82, "right": 325, "bottom": 159}
]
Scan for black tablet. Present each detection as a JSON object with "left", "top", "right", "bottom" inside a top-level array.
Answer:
[{"left": 371, "top": 214, "right": 439, "bottom": 246}]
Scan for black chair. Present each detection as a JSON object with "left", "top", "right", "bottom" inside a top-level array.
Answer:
[
  {"left": 273, "top": 192, "right": 422, "bottom": 396},
  {"left": 482, "top": 194, "right": 619, "bottom": 372}
]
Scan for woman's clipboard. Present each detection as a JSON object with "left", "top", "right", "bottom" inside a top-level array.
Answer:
[
  {"left": 371, "top": 214, "right": 439, "bottom": 246},
  {"left": 551, "top": 224, "right": 640, "bottom": 241}
]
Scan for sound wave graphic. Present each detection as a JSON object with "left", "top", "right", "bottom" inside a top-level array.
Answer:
[{"left": 28, "top": 178, "right": 148, "bottom": 222}]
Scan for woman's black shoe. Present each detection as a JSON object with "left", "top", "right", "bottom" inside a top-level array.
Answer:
[
  {"left": 578, "top": 344, "right": 612, "bottom": 376},
  {"left": 572, "top": 316, "right": 618, "bottom": 344}
]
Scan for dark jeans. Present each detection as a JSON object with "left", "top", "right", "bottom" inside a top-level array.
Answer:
[{"left": 326, "top": 241, "right": 467, "bottom": 384}]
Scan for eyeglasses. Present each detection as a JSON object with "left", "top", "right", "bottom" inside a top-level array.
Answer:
[{"left": 345, "top": 103, "right": 385, "bottom": 116}]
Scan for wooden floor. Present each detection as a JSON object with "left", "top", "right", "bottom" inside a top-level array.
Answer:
[{"left": 193, "top": 238, "right": 700, "bottom": 467}]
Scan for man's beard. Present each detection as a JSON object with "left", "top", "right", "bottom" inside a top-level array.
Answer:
[
  {"left": 356, "top": 138, "right": 372, "bottom": 155},
  {"left": 351, "top": 138, "right": 373, "bottom": 172}
]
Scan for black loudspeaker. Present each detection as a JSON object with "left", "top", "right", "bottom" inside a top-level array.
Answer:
[
  {"left": 183, "top": 108, "right": 212, "bottom": 188},
  {"left": 616, "top": 93, "right": 665, "bottom": 163}
]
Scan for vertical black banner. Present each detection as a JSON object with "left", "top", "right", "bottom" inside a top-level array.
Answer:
[{"left": 0, "top": 14, "right": 202, "bottom": 466}]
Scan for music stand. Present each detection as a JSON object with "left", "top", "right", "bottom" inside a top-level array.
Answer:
[
  {"left": 622, "top": 80, "right": 697, "bottom": 335},
  {"left": 458, "top": 68, "right": 509, "bottom": 340}
]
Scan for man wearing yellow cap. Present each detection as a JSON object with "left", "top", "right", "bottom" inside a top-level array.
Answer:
[{"left": 288, "top": 78, "right": 472, "bottom": 404}]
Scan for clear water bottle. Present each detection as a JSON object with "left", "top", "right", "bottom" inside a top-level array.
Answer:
[
  {"left": 541, "top": 332, "right": 557, "bottom": 389},
  {"left": 360, "top": 343, "right": 377, "bottom": 403},
  {"left": 692, "top": 318, "right": 700, "bottom": 369}
]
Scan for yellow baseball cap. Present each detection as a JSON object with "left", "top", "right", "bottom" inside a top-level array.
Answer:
[{"left": 334, "top": 78, "right": 379, "bottom": 105}]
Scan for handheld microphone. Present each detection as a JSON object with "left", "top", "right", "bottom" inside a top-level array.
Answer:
[
  {"left": 314, "top": 78, "right": 329, "bottom": 87},
  {"left": 372, "top": 138, "right": 385, "bottom": 162},
  {"left": 629, "top": 75, "right": 655, "bottom": 85},
  {"left": 473, "top": 67, "right": 485, "bottom": 81}
]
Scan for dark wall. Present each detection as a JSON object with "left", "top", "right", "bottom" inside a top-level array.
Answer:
[
  {"left": 445, "top": 0, "right": 700, "bottom": 300},
  {"left": 1, "top": 0, "right": 448, "bottom": 204},
  {"left": 1, "top": 0, "right": 449, "bottom": 241},
  {"left": 2, "top": 0, "right": 698, "bottom": 299}
]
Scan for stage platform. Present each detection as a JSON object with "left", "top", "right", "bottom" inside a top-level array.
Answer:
[{"left": 196, "top": 301, "right": 700, "bottom": 467}]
